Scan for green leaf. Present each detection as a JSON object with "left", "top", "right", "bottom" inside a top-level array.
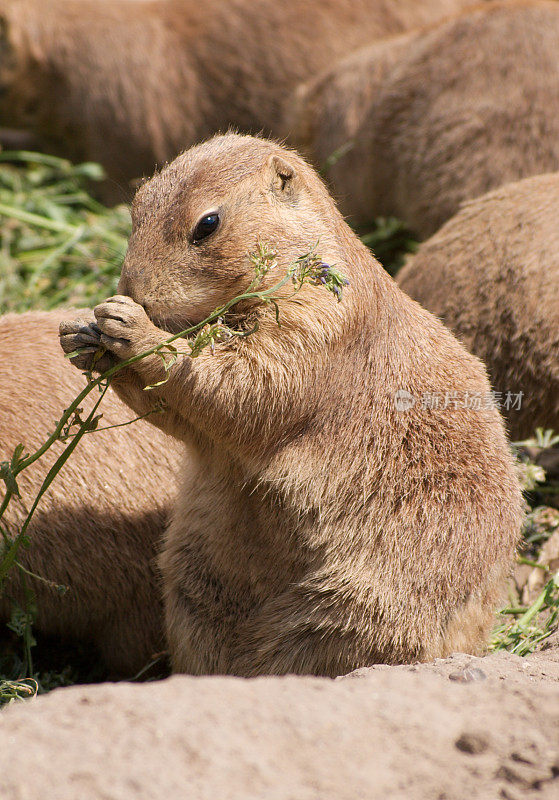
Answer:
[{"left": 0, "top": 460, "right": 21, "bottom": 497}]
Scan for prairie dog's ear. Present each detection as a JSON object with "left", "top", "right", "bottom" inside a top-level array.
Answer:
[{"left": 269, "top": 155, "right": 298, "bottom": 199}]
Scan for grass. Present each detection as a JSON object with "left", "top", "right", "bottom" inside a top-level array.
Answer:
[
  {"left": 490, "top": 432, "right": 559, "bottom": 655},
  {"left": 358, "top": 217, "right": 418, "bottom": 276},
  {"left": 0, "top": 150, "right": 557, "bottom": 704},
  {"left": 0, "top": 150, "right": 414, "bottom": 315},
  {"left": 490, "top": 571, "right": 559, "bottom": 657},
  {"left": 0, "top": 678, "right": 37, "bottom": 706},
  {"left": 0, "top": 630, "right": 100, "bottom": 707},
  {"left": 0, "top": 151, "right": 129, "bottom": 313}
]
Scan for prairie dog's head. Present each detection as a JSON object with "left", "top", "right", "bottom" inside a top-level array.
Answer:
[{"left": 118, "top": 133, "right": 343, "bottom": 332}]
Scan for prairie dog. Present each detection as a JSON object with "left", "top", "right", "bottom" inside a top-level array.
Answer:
[
  {"left": 397, "top": 173, "right": 559, "bottom": 441},
  {"left": 60, "top": 134, "right": 523, "bottom": 676},
  {"left": 0, "top": 0, "right": 481, "bottom": 197},
  {"left": 287, "top": 0, "right": 559, "bottom": 237},
  {"left": 1, "top": 310, "right": 183, "bottom": 675}
]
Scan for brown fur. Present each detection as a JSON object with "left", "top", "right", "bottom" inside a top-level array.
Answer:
[
  {"left": 287, "top": 0, "right": 559, "bottom": 238},
  {"left": 60, "top": 133, "right": 523, "bottom": 677},
  {"left": 0, "top": 0, "right": 479, "bottom": 198},
  {"left": 397, "top": 173, "right": 559, "bottom": 442},
  {"left": 0, "top": 309, "right": 183, "bottom": 675}
]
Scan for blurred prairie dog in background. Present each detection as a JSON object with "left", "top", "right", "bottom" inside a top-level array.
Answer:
[
  {"left": 398, "top": 173, "right": 559, "bottom": 443},
  {"left": 0, "top": 0, "right": 481, "bottom": 198},
  {"left": 287, "top": 0, "right": 559, "bottom": 238},
  {"left": 0, "top": 309, "right": 183, "bottom": 676}
]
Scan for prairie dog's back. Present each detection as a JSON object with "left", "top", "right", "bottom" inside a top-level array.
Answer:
[
  {"left": 288, "top": 0, "right": 559, "bottom": 236},
  {"left": 397, "top": 172, "right": 559, "bottom": 439}
]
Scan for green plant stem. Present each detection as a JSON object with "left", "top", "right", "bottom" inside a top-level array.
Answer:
[
  {"left": 516, "top": 571, "right": 558, "bottom": 629},
  {"left": 0, "top": 264, "right": 308, "bottom": 596},
  {"left": 0, "top": 384, "right": 109, "bottom": 585},
  {"left": 517, "top": 556, "right": 548, "bottom": 570},
  {"left": 62, "top": 407, "right": 162, "bottom": 438},
  {"left": 14, "top": 559, "right": 66, "bottom": 590},
  {"left": 0, "top": 151, "right": 74, "bottom": 169}
]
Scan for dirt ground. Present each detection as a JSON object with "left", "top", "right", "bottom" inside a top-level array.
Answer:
[{"left": 0, "top": 639, "right": 557, "bottom": 800}]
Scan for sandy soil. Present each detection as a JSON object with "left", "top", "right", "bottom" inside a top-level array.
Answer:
[{"left": 0, "top": 639, "right": 557, "bottom": 799}]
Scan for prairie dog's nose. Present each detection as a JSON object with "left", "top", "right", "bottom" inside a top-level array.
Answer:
[
  {"left": 117, "top": 264, "right": 145, "bottom": 300},
  {"left": 116, "top": 273, "right": 130, "bottom": 296}
]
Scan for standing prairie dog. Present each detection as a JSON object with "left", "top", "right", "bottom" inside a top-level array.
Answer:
[
  {"left": 0, "top": 310, "right": 183, "bottom": 676},
  {"left": 0, "top": 0, "right": 480, "bottom": 197},
  {"left": 60, "top": 134, "right": 523, "bottom": 677},
  {"left": 286, "top": 0, "right": 559, "bottom": 238}
]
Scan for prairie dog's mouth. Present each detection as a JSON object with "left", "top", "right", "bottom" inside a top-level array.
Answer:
[
  {"left": 151, "top": 313, "right": 199, "bottom": 336},
  {"left": 147, "top": 292, "right": 259, "bottom": 337},
  {"left": 153, "top": 310, "right": 251, "bottom": 337},
  {"left": 144, "top": 300, "right": 208, "bottom": 335}
]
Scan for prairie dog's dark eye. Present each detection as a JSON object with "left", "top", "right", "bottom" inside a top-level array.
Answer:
[{"left": 192, "top": 212, "right": 220, "bottom": 243}]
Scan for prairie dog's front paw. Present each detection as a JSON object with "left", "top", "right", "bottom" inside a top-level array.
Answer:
[
  {"left": 94, "top": 295, "right": 165, "bottom": 361},
  {"left": 59, "top": 317, "right": 115, "bottom": 373}
]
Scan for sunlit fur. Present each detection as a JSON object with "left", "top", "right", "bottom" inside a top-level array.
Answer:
[{"left": 70, "top": 134, "right": 523, "bottom": 677}]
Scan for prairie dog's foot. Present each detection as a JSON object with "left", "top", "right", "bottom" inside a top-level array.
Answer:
[
  {"left": 93, "top": 295, "right": 167, "bottom": 362},
  {"left": 59, "top": 317, "right": 114, "bottom": 373}
]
